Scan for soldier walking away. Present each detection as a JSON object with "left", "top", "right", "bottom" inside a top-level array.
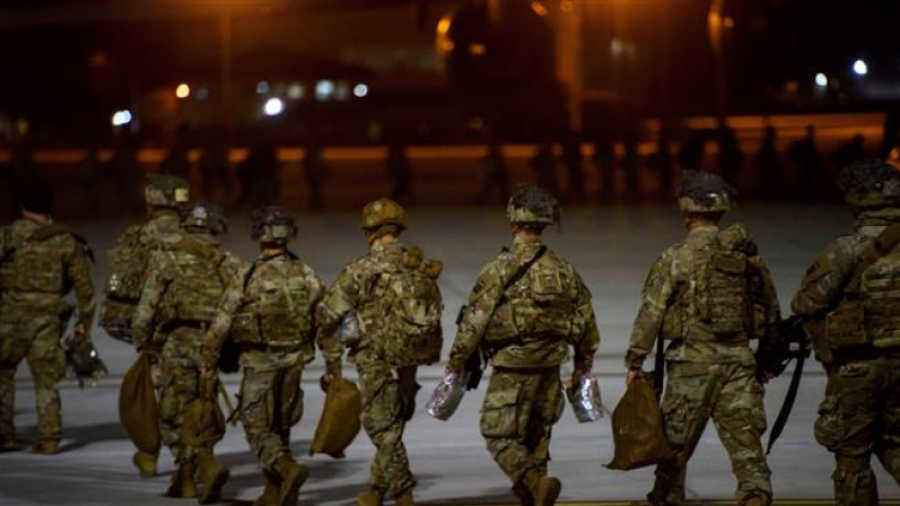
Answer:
[
  {"left": 106, "top": 134, "right": 144, "bottom": 215},
  {"left": 316, "top": 198, "right": 444, "bottom": 506},
  {"left": 561, "top": 134, "right": 587, "bottom": 205},
  {"left": 653, "top": 127, "right": 675, "bottom": 200},
  {"left": 792, "top": 159, "right": 900, "bottom": 505},
  {"left": 385, "top": 143, "right": 413, "bottom": 205},
  {"left": 788, "top": 125, "right": 822, "bottom": 201},
  {"left": 718, "top": 127, "right": 744, "bottom": 188},
  {"left": 0, "top": 184, "right": 96, "bottom": 454},
  {"left": 477, "top": 142, "right": 510, "bottom": 206},
  {"left": 239, "top": 142, "right": 281, "bottom": 210},
  {"left": 626, "top": 170, "right": 780, "bottom": 506},
  {"left": 101, "top": 174, "right": 190, "bottom": 478},
  {"left": 199, "top": 140, "right": 233, "bottom": 209},
  {"left": 446, "top": 184, "right": 599, "bottom": 506},
  {"left": 77, "top": 147, "right": 103, "bottom": 216},
  {"left": 592, "top": 136, "right": 617, "bottom": 202},
  {"left": 131, "top": 201, "right": 243, "bottom": 503},
  {"left": 531, "top": 142, "right": 561, "bottom": 199},
  {"left": 623, "top": 132, "right": 641, "bottom": 199},
  {"left": 303, "top": 143, "right": 330, "bottom": 212},
  {"left": 204, "top": 206, "right": 325, "bottom": 506},
  {"left": 755, "top": 126, "right": 782, "bottom": 200}
]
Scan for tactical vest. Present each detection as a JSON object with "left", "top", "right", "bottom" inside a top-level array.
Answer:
[
  {"left": 157, "top": 239, "right": 228, "bottom": 329},
  {"left": 231, "top": 255, "right": 314, "bottom": 352},
  {"left": 0, "top": 224, "right": 77, "bottom": 296},
  {"left": 484, "top": 249, "right": 582, "bottom": 346},
  {"left": 358, "top": 247, "right": 444, "bottom": 367}
]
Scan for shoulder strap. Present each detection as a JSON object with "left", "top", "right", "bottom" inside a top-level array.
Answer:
[
  {"left": 496, "top": 245, "right": 547, "bottom": 306},
  {"left": 849, "top": 224, "right": 900, "bottom": 290},
  {"left": 242, "top": 251, "right": 292, "bottom": 291}
]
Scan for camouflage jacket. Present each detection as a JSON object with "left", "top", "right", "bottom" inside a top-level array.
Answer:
[
  {"left": 107, "top": 210, "right": 184, "bottom": 281},
  {"left": 447, "top": 235, "right": 599, "bottom": 371},
  {"left": 131, "top": 233, "right": 243, "bottom": 349},
  {"left": 626, "top": 225, "right": 780, "bottom": 369},
  {"left": 792, "top": 208, "right": 900, "bottom": 361},
  {"left": 0, "top": 217, "right": 95, "bottom": 329},
  {"left": 205, "top": 250, "right": 325, "bottom": 371},
  {"left": 316, "top": 240, "right": 414, "bottom": 368}
]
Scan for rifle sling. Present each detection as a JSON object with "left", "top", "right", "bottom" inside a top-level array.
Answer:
[
  {"left": 496, "top": 245, "right": 548, "bottom": 306},
  {"left": 766, "top": 345, "right": 806, "bottom": 454}
]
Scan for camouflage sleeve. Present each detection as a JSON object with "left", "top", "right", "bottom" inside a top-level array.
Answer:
[
  {"left": 791, "top": 238, "right": 857, "bottom": 318},
  {"left": 307, "top": 265, "right": 326, "bottom": 333},
  {"left": 572, "top": 271, "right": 599, "bottom": 371},
  {"left": 203, "top": 262, "right": 250, "bottom": 363},
  {"left": 625, "top": 252, "right": 676, "bottom": 370},
  {"left": 132, "top": 252, "right": 170, "bottom": 350},
  {"left": 66, "top": 235, "right": 96, "bottom": 330},
  {"left": 749, "top": 255, "right": 781, "bottom": 341},
  {"left": 315, "top": 264, "right": 361, "bottom": 368},
  {"left": 446, "top": 261, "right": 504, "bottom": 373}
]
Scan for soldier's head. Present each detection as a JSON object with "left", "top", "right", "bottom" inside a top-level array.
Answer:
[
  {"left": 145, "top": 174, "right": 190, "bottom": 213},
  {"left": 506, "top": 183, "right": 559, "bottom": 235},
  {"left": 838, "top": 159, "right": 900, "bottom": 209},
  {"left": 677, "top": 170, "right": 736, "bottom": 226},
  {"left": 360, "top": 198, "right": 407, "bottom": 245},
  {"left": 251, "top": 205, "right": 297, "bottom": 250},
  {"left": 180, "top": 200, "right": 228, "bottom": 236},
  {"left": 21, "top": 183, "right": 54, "bottom": 220}
]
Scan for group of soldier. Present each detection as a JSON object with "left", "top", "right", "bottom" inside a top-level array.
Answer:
[{"left": 1, "top": 156, "right": 899, "bottom": 506}]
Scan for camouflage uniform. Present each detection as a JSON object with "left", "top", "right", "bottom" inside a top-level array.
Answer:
[
  {"left": 103, "top": 174, "right": 188, "bottom": 475},
  {"left": 627, "top": 171, "right": 778, "bottom": 506},
  {"left": 317, "top": 198, "right": 439, "bottom": 505},
  {"left": 132, "top": 202, "right": 242, "bottom": 502},
  {"left": 0, "top": 217, "right": 95, "bottom": 451},
  {"left": 205, "top": 207, "right": 325, "bottom": 506},
  {"left": 447, "top": 184, "right": 599, "bottom": 506},
  {"left": 792, "top": 160, "right": 900, "bottom": 506}
]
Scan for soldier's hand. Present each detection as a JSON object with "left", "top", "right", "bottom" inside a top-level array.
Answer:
[
  {"left": 626, "top": 368, "right": 643, "bottom": 386},
  {"left": 74, "top": 323, "right": 87, "bottom": 337}
]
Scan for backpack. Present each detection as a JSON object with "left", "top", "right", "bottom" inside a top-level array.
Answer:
[
  {"left": 157, "top": 239, "right": 229, "bottom": 328},
  {"left": 101, "top": 226, "right": 158, "bottom": 341},
  {"left": 691, "top": 226, "right": 752, "bottom": 339},
  {"left": 362, "top": 247, "right": 444, "bottom": 367},
  {"left": 860, "top": 239, "right": 900, "bottom": 349},
  {"left": 0, "top": 223, "right": 90, "bottom": 297}
]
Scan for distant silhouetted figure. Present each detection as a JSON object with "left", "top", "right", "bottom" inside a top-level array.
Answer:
[
  {"left": 238, "top": 142, "right": 280, "bottom": 208},
  {"left": 531, "top": 142, "right": 560, "bottom": 197},
  {"left": 78, "top": 147, "right": 103, "bottom": 215},
  {"left": 653, "top": 128, "right": 674, "bottom": 199},
  {"left": 561, "top": 135, "right": 586, "bottom": 205},
  {"left": 199, "top": 140, "right": 232, "bottom": 207},
  {"left": 303, "top": 142, "right": 330, "bottom": 211},
  {"left": 592, "top": 137, "right": 616, "bottom": 201},
  {"left": 756, "top": 126, "right": 783, "bottom": 199},
  {"left": 679, "top": 130, "right": 707, "bottom": 172},
  {"left": 477, "top": 142, "right": 509, "bottom": 206},
  {"left": 385, "top": 143, "right": 412, "bottom": 204},
  {"left": 10, "top": 140, "right": 40, "bottom": 191},
  {"left": 835, "top": 134, "right": 865, "bottom": 170},
  {"left": 106, "top": 136, "right": 143, "bottom": 214},
  {"left": 623, "top": 133, "right": 641, "bottom": 199},
  {"left": 160, "top": 145, "right": 191, "bottom": 180},
  {"left": 718, "top": 127, "right": 743, "bottom": 187},
  {"left": 881, "top": 109, "right": 899, "bottom": 158},
  {"left": 789, "top": 125, "right": 822, "bottom": 200}
]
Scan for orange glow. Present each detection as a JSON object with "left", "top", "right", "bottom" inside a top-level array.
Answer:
[
  {"left": 531, "top": 1, "right": 548, "bottom": 17},
  {"left": 468, "top": 43, "right": 487, "bottom": 56},
  {"left": 560, "top": 0, "right": 574, "bottom": 13},
  {"left": 176, "top": 83, "right": 191, "bottom": 99}
]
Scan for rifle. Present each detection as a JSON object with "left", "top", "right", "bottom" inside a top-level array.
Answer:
[{"left": 756, "top": 315, "right": 810, "bottom": 454}]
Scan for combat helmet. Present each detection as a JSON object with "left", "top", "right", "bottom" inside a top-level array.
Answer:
[
  {"left": 360, "top": 198, "right": 407, "bottom": 230},
  {"left": 180, "top": 200, "right": 228, "bottom": 235},
  {"left": 507, "top": 183, "right": 559, "bottom": 225},
  {"left": 838, "top": 159, "right": 900, "bottom": 208},
  {"left": 677, "top": 170, "right": 736, "bottom": 213},
  {"left": 251, "top": 206, "right": 298, "bottom": 245},
  {"left": 145, "top": 174, "right": 190, "bottom": 208}
]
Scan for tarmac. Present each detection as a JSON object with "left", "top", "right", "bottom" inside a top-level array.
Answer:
[{"left": 1, "top": 203, "right": 899, "bottom": 505}]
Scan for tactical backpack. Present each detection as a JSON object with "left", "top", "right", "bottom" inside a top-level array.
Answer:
[
  {"left": 689, "top": 225, "right": 753, "bottom": 340},
  {"left": 0, "top": 223, "right": 92, "bottom": 297},
  {"left": 360, "top": 247, "right": 443, "bottom": 367},
  {"left": 157, "top": 239, "right": 229, "bottom": 329},
  {"left": 231, "top": 253, "right": 315, "bottom": 353},
  {"left": 101, "top": 226, "right": 157, "bottom": 341}
]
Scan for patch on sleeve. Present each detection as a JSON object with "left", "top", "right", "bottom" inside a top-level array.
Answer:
[{"left": 802, "top": 253, "right": 833, "bottom": 285}]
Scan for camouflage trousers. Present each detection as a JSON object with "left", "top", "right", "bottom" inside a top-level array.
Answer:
[
  {"left": 814, "top": 355, "right": 900, "bottom": 506},
  {"left": 158, "top": 327, "right": 213, "bottom": 465},
  {"left": 239, "top": 362, "right": 305, "bottom": 472},
  {"left": 651, "top": 361, "right": 771, "bottom": 506},
  {"left": 0, "top": 313, "right": 65, "bottom": 445},
  {"left": 358, "top": 362, "right": 419, "bottom": 497},
  {"left": 481, "top": 366, "right": 564, "bottom": 486}
]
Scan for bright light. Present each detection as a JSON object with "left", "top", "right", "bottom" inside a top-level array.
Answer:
[
  {"left": 815, "top": 73, "right": 828, "bottom": 88},
  {"left": 315, "top": 80, "right": 335, "bottom": 101},
  {"left": 111, "top": 110, "right": 132, "bottom": 127},
  {"left": 287, "top": 83, "right": 304, "bottom": 100},
  {"left": 256, "top": 80, "right": 270, "bottom": 95},
  {"left": 353, "top": 84, "right": 369, "bottom": 98},
  {"left": 853, "top": 59, "right": 868, "bottom": 76},
  {"left": 176, "top": 83, "right": 190, "bottom": 99},
  {"left": 264, "top": 98, "right": 284, "bottom": 116}
]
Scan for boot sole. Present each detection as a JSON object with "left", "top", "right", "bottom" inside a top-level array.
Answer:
[
  {"left": 199, "top": 468, "right": 230, "bottom": 505},
  {"left": 278, "top": 468, "right": 308, "bottom": 506},
  {"left": 536, "top": 478, "right": 561, "bottom": 506}
]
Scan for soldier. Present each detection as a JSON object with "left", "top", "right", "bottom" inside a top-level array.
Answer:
[
  {"left": 0, "top": 184, "right": 96, "bottom": 454},
  {"left": 203, "top": 206, "right": 325, "bottom": 506},
  {"left": 317, "top": 198, "right": 444, "bottom": 506},
  {"left": 102, "top": 174, "right": 189, "bottom": 478},
  {"left": 132, "top": 201, "right": 243, "bottom": 503},
  {"left": 445, "top": 183, "right": 599, "bottom": 506},
  {"left": 626, "top": 170, "right": 779, "bottom": 506},
  {"left": 792, "top": 159, "right": 900, "bottom": 505}
]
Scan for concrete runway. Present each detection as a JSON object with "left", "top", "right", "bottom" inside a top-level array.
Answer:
[{"left": 2, "top": 203, "right": 899, "bottom": 505}]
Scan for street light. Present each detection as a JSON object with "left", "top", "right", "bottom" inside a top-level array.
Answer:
[
  {"left": 176, "top": 83, "right": 191, "bottom": 99},
  {"left": 853, "top": 59, "right": 868, "bottom": 76},
  {"left": 111, "top": 110, "right": 132, "bottom": 127},
  {"left": 264, "top": 97, "right": 284, "bottom": 116},
  {"left": 815, "top": 73, "right": 828, "bottom": 88}
]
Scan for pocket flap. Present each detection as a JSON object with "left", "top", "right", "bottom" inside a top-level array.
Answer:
[{"left": 483, "top": 388, "right": 518, "bottom": 409}]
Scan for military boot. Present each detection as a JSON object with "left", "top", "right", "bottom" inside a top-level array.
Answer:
[
  {"left": 274, "top": 456, "right": 308, "bottom": 506},
  {"left": 357, "top": 488, "right": 384, "bottom": 506},
  {"left": 133, "top": 450, "right": 159, "bottom": 478},
  {"left": 742, "top": 494, "right": 771, "bottom": 506},
  {"left": 512, "top": 482, "right": 535, "bottom": 506},
  {"left": 394, "top": 489, "right": 415, "bottom": 506},
  {"left": 195, "top": 451, "right": 230, "bottom": 505},
  {"left": 167, "top": 465, "right": 198, "bottom": 499},
  {"left": 253, "top": 472, "right": 280, "bottom": 506},
  {"left": 524, "top": 470, "right": 561, "bottom": 506},
  {"left": 31, "top": 440, "right": 60, "bottom": 455},
  {"left": 0, "top": 438, "right": 22, "bottom": 453}
]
